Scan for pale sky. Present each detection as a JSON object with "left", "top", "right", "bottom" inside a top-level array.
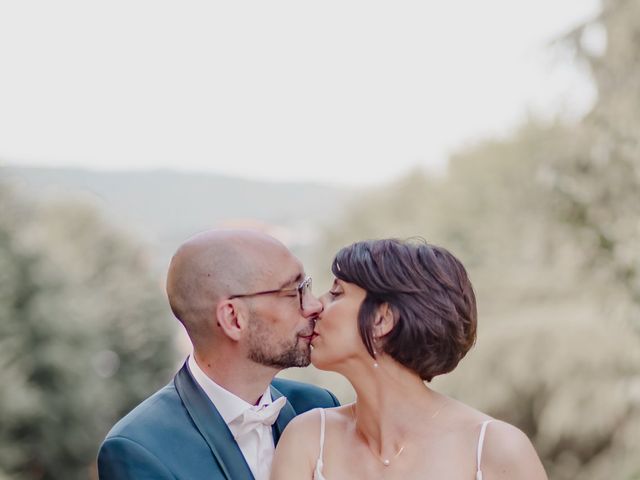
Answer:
[{"left": 0, "top": 0, "right": 601, "bottom": 186}]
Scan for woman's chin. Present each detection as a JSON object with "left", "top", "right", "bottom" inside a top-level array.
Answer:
[{"left": 310, "top": 346, "right": 329, "bottom": 371}]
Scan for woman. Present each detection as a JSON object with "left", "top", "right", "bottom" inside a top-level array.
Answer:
[{"left": 271, "top": 239, "right": 547, "bottom": 479}]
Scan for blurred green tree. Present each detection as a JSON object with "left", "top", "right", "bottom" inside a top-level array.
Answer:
[
  {"left": 544, "top": 0, "right": 640, "bottom": 328},
  {"left": 0, "top": 181, "right": 177, "bottom": 479}
]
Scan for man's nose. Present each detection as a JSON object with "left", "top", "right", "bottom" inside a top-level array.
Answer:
[{"left": 302, "top": 294, "right": 323, "bottom": 317}]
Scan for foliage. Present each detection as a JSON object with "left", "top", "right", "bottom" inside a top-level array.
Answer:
[
  {"left": 0, "top": 181, "right": 177, "bottom": 480},
  {"left": 544, "top": 0, "right": 640, "bottom": 328}
]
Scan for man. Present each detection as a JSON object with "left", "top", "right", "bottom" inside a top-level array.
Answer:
[{"left": 98, "top": 229, "right": 339, "bottom": 479}]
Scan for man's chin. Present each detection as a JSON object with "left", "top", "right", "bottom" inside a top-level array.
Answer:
[
  {"left": 275, "top": 355, "right": 310, "bottom": 369},
  {"left": 290, "top": 343, "right": 312, "bottom": 367},
  {"left": 250, "top": 344, "right": 311, "bottom": 369},
  {"left": 294, "top": 357, "right": 311, "bottom": 368}
]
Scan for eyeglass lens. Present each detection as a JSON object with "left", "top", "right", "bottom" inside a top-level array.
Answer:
[{"left": 299, "top": 277, "right": 312, "bottom": 309}]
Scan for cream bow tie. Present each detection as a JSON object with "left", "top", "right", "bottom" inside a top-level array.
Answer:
[{"left": 233, "top": 396, "right": 287, "bottom": 439}]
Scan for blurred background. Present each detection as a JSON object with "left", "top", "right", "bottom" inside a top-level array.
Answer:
[{"left": 1, "top": 0, "right": 639, "bottom": 478}]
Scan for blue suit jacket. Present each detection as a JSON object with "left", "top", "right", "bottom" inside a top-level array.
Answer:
[{"left": 97, "top": 362, "right": 339, "bottom": 479}]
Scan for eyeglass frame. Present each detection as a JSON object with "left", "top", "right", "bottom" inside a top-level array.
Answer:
[{"left": 228, "top": 275, "right": 313, "bottom": 311}]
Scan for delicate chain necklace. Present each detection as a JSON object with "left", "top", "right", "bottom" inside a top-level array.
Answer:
[
  {"left": 350, "top": 403, "right": 404, "bottom": 467},
  {"left": 350, "top": 398, "right": 448, "bottom": 467}
]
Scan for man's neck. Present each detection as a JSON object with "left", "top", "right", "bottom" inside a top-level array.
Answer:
[{"left": 192, "top": 350, "right": 278, "bottom": 405}]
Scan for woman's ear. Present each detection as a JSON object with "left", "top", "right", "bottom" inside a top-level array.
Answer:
[
  {"left": 216, "top": 300, "right": 248, "bottom": 342},
  {"left": 373, "top": 303, "right": 395, "bottom": 338}
]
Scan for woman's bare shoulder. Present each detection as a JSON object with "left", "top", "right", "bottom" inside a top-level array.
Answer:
[
  {"left": 282, "top": 404, "right": 352, "bottom": 438},
  {"left": 280, "top": 407, "right": 324, "bottom": 441},
  {"left": 480, "top": 420, "right": 548, "bottom": 480},
  {"left": 324, "top": 403, "right": 354, "bottom": 422},
  {"left": 271, "top": 408, "right": 325, "bottom": 480},
  {"left": 436, "top": 395, "right": 492, "bottom": 428}
]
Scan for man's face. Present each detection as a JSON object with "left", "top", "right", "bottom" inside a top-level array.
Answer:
[{"left": 244, "top": 255, "right": 322, "bottom": 369}]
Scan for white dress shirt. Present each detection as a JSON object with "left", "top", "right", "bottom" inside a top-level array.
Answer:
[{"left": 187, "top": 355, "right": 279, "bottom": 480}]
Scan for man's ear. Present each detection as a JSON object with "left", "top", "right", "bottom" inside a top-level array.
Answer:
[
  {"left": 216, "top": 300, "right": 249, "bottom": 341},
  {"left": 373, "top": 303, "right": 395, "bottom": 338}
]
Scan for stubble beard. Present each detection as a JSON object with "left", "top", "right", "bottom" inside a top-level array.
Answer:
[{"left": 247, "top": 316, "right": 312, "bottom": 368}]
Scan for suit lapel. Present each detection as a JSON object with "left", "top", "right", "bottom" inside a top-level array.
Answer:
[
  {"left": 270, "top": 384, "right": 296, "bottom": 445},
  {"left": 174, "top": 362, "right": 255, "bottom": 480}
]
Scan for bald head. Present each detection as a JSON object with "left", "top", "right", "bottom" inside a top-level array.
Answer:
[{"left": 166, "top": 229, "right": 293, "bottom": 344}]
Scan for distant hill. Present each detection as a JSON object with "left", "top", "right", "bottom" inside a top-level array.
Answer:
[{"left": 2, "top": 166, "right": 356, "bottom": 267}]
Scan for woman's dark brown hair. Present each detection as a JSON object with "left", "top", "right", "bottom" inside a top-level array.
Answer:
[{"left": 331, "top": 238, "right": 477, "bottom": 382}]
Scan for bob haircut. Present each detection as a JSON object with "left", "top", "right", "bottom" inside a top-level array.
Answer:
[{"left": 331, "top": 238, "right": 477, "bottom": 382}]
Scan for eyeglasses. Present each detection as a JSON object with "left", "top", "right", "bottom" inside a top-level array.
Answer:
[{"left": 228, "top": 276, "right": 313, "bottom": 310}]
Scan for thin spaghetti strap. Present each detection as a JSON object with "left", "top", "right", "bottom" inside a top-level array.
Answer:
[
  {"left": 318, "top": 409, "right": 326, "bottom": 461},
  {"left": 313, "top": 409, "right": 328, "bottom": 480},
  {"left": 476, "top": 420, "right": 492, "bottom": 480}
]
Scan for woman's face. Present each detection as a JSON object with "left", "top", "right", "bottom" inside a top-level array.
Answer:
[{"left": 310, "top": 277, "right": 369, "bottom": 371}]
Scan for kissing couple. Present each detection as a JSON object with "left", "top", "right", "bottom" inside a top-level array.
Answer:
[{"left": 98, "top": 229, "right": 547, "bottom": 479}]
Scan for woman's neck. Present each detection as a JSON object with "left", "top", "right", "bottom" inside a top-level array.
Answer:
[{"left": 341, "top": 355, "right": 445, "bottom": 460}]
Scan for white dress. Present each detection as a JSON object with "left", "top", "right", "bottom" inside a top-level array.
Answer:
[{"left": 313, "top": 408, "right": 493, "bottom": 480}]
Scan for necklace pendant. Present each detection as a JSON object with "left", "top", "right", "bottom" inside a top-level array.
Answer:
[{"left": 383, "top": 459, "right": 390, "bottom": 466}]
